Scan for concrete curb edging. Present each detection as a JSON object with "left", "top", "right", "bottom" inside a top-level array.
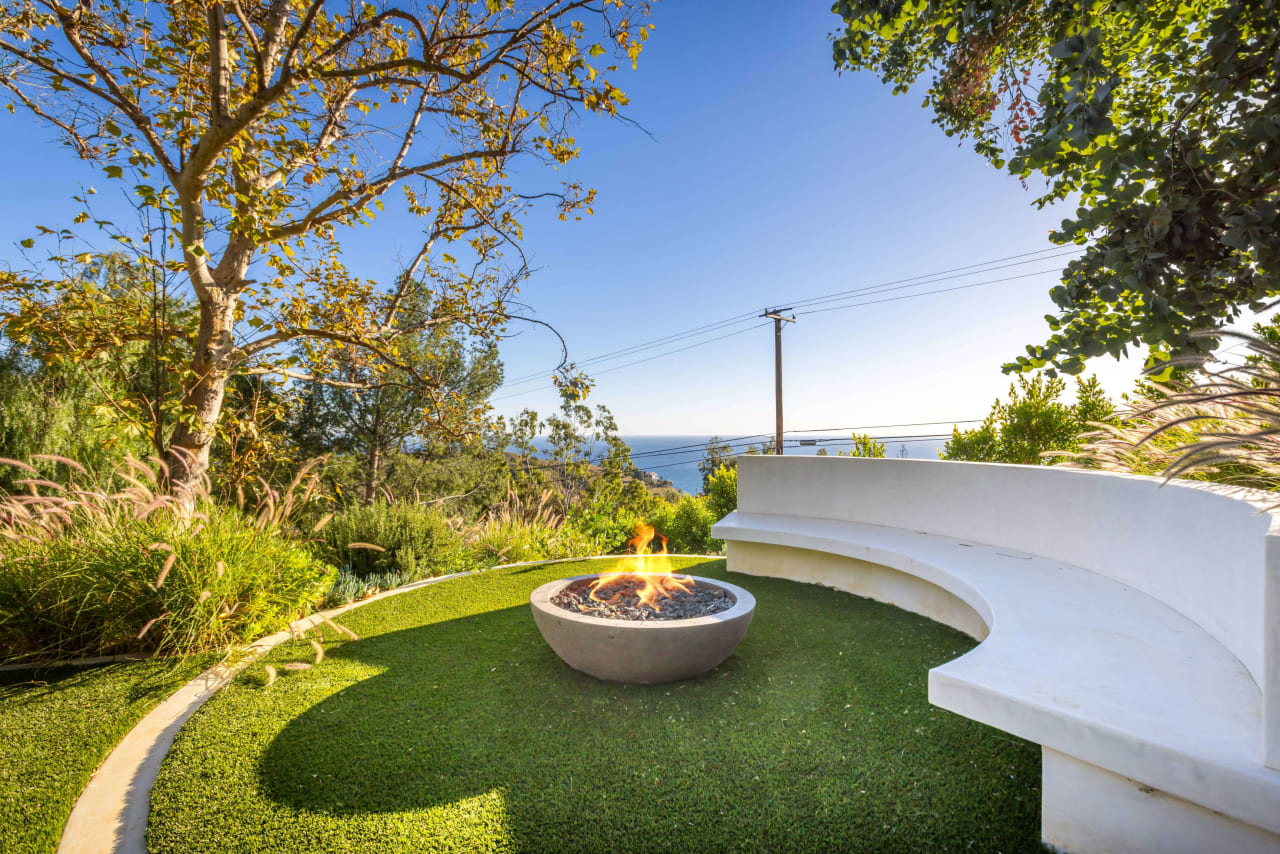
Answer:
[{"left": 56, "top": 553, "right": 720, "bottom": 854}]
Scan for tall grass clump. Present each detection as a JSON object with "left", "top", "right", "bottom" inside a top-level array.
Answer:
[
  {"left": 0, "top": 457, "right": 336, "bottom": 663},
  {"left": 1069, "top": 333, "right": 1280, "bottom": 498}
]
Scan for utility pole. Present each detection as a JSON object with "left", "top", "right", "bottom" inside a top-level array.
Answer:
[{"left": 761, "top": 307, "right": 795, "bottom": 455}]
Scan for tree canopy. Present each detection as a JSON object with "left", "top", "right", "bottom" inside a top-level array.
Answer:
[
  {"left": 831, "top": 0, "right": 1280, "bottom": 376},
  {"left": 0, "top": 0, "right": 650, "bottom": 495},
  {"left": 941, "top": 373, "right": 1112, "bottom": 464}
]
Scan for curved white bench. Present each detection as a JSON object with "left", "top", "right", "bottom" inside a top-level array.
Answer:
[{"left": 712, "top": 456, "right": 1280, "bottom": 854}]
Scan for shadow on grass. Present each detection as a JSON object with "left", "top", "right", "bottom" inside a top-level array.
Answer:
[{"left": 255, "top": 561, "right": 1042, "bottom": 852}]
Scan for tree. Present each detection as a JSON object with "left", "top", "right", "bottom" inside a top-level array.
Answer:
[
  {"left": 844, "top": 432, "right": 886, "bottom": 458},
  {"left": 289, "top": 293, "right": 504, "bottom": 503},
  {"left": 0, "top": 343, "right": 151, "bottom": 490},
  {"left": 816, "top": 432, "right": 886, "bottom": 457},
  {"left": 942, "top": 374, "right": 1113, "bottom": 464},
  {"left": 831, "top": 0, "right": 1280, "bottom": 376},
  {"left": 0, "top": 0, "right": 650, "bottom": 498},
  {"left": 697, "top": 436, "right": 735, "bottom": 492}
]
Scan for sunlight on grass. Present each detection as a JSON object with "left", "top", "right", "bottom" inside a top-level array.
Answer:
[{"left": 148, "top": 558, "right": 1040, "bottom": 854}]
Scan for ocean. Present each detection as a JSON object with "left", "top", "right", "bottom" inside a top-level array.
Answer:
[{"left": 524, "top": 433, "right": 950, "bottom": 495}]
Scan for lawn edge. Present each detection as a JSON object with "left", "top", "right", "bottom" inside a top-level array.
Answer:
[{"left": 56, "top": 554, "right": 717, "bottom": 854}]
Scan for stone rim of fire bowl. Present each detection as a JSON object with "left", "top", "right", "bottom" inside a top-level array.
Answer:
[{"left": 529, "top": 573, "right": 756, "bottom": 684}]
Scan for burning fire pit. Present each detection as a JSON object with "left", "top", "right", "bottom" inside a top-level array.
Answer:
[{"left": 529, "top": 523, "right": 756, "bottom": 684}]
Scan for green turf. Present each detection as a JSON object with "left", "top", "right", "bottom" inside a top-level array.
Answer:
[
  {"left": 0, "top": 656, "right": 213, "bottom": 854},
  {"left": 148, "top": 558, "right": 1041, "bottom": 853}
]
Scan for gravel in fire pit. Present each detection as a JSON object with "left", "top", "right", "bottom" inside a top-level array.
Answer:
[{"left": 551, "top": 576, "right": 735, "bottom": 621}]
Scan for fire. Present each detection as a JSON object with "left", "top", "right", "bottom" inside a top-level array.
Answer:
[{"left": 587, "top": 520, "right": 694, "bottom": 611}]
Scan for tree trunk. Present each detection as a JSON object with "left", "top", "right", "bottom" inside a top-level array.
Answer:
[
  {"left": 363, "top": 443, "right": 382, "bottom": 505},
  {"left": 164, "top": 290, "right": 238, "bottom": 502},
  {"left": 363, "top": 404, "right": 384, "bottom": 504}
]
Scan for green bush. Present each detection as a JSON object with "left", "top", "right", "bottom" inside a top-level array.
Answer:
[
  {"left": 705, "top": 465, "right": 737, "bottom": 521},
  {"left": 558, "top": 493, "right": 641, "bottom": 556},
  {"left": 648, "top": 494, "right": 721, "bottom": 555},
  {"left": 0, "top": 502, "right": 335, "bottom": 662},
  {"left": 317, "top": 502, "right": 464, "bottom": 580}
]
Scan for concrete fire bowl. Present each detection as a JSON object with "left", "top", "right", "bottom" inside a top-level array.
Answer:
[{"left": 529, "top": 573, "right": 756, "bottom": 684}]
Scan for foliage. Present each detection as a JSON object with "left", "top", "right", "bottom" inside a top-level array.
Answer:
[
  {"left": 832, "top": 0, "right": 1280, "bottom": 375},
  {"left": 148, "top": 558, "right": 1039, "bottom": 854},
  {"left": 648, "top": 493, "right": 720, "bottom": 555},
  {"left": 317, "top": 447, "right": 509, "bottom": 518},
  {"left": 942, "top": 374, "right": 1113, "bottom": 465},
  {"left": 698, "top": 436, "right": 737, "bottom": 491},
  {"left": 0, "top": 459, "right": 335, "bottom": 662},
  {"left": 817, "top": 432, "right": 886, "bottom": 458},
  {"left": 0, "top": 0, "right": 652, "bottom": 492},
  {"left": 0, "top": 657, "right": 213, "bottom": 854},
  {"left": 315, "top": 501, "right": 464, "bottom": 581},
  {"left": 290, "top": 301, "right": 505, "bottom": 504},
  {"left": 704, "top": 464, "right": 738, "bottom": 522},
  {"left": 0, "top": 346, "right": 150, "bottom": 491},
  {"left": 1069, "top": 334, "right": 1280, "bottom": 492},
  {"left": 559, "top": 491, "right": 643, "bottom": 556},
  {"left": 504, "top": 394, "right": 638, "bottom": 516}
]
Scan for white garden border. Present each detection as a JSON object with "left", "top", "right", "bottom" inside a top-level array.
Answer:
[{"left": 54, "top": 553, "right": 719, "bottom": 854}]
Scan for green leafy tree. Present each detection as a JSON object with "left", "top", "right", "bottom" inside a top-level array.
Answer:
[
  {"left": 704, "top": 465, "right": 737, "bottom": 521},
  {"left": 0, "top": 0, "right": 650, "bottom": 497},
  {"left": 844, "top": 433, "right": 887, "bottom": 458},
  {"left": 289, "top": 296, "right": 504, "bottom": 504},
  {"left": 697, "top": 436, "right": 736, "bottom": 492},
  {"left": 942, "top": 374, "right": 1114, "bottom": 464},
  {"left": 0, "top": 346, "right": 151, "bottom": 490},
  {"left": 831, "top": 0, "right": 1280, "bottom": 375}
]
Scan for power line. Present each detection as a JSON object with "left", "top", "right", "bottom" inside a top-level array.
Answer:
[
  {"left": 495, "top": 245, "right": 1082, "bottom": 395},
  {"left": 612, "top": 419, "right": 983, "bottom": 463},
  {"left": 523, "top": 419, "right": 983, "bottom": 472},
  {"left": 501, "top": 313, "right": 761, "bottom": 385},
  {"left": 796, "top": 267, "right": 1064, "bottom": 316},
  {"left": 509, "top": 431, "right": 957, "bottom": 490},
  {"left": 786, "top": 247, "right": 1082, "bottom": 312},
  {"left": 491, "top": 321, "right": 770, "bottom": 402},
  {"left": 632, "top": 435, "right": 951, "bottom": 473}
]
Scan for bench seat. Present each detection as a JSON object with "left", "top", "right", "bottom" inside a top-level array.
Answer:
[{"left": 713, "top": 510, "right": 1280, "bottom": 835}]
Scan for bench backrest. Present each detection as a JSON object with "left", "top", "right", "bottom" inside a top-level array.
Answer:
[{"left": 735, "top": 455, "right": 1280, "bottom": 768}]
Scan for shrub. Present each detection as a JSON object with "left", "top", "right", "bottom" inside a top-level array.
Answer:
[
  {"left": 0, "top": 496, "right": 334, "bottom": 663},
  {"left": 558, "top": 493, "right": 641, "bottom": 556},
  {"left": 704, "top": 465, "right": 737, "bottom": 521},
  {"left": 317, "top": 502, "right": 462, "bottom": 579},
  {"left": 648, "top": 494, "right": 721, "bottom": 555}
]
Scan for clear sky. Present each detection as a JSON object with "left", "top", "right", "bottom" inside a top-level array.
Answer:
[{"left": 0, "top": 2, "right": 1199, "bottom": 437}]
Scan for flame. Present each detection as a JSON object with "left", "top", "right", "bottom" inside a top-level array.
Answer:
[{"left": 587, "top": 520, "right": 693, "bottom": 611}]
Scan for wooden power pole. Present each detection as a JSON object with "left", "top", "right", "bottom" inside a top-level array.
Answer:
[{"left": 761, "top": 308, "right": 795, "bottom": 455}]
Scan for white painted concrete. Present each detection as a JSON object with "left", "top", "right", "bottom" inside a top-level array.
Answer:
[
  {"left": 713, "top": 456, "right": 1280, "bottom": 850},
  {"left": 1041, "top": 748, "right": 1280, "bottom": 854},
  {"left": 727, "top": 540, "right": 988, "bottom": 641}
]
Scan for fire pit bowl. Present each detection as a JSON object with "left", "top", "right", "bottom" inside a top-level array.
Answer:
[{"left": 529, "top": 573, "right": 756, "bottom": 684}]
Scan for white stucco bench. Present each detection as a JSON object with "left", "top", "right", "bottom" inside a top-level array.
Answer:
[{"left": 711, "top": 456, "right": 1280, "bottom": 854}]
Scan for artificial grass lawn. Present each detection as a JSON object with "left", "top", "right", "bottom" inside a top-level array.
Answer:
[
  {"left": 0, "top": 656, "right": 213, "bottom": 854},
  {"left": 149, "top": 558, "right": 1041, "bottom": 853}
]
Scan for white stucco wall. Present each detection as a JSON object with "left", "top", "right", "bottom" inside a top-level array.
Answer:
[{"left": 733, "top": 454, "right": 1280, "bottom": 767}]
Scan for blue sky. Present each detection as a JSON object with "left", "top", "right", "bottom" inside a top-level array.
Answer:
[{"left": 0, "top": 1, "right": 1159, "bottom": 437}]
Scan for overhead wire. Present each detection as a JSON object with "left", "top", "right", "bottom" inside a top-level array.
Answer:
[{"left": 495, "top": 245, "right": 1083, "bottom": 396}]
